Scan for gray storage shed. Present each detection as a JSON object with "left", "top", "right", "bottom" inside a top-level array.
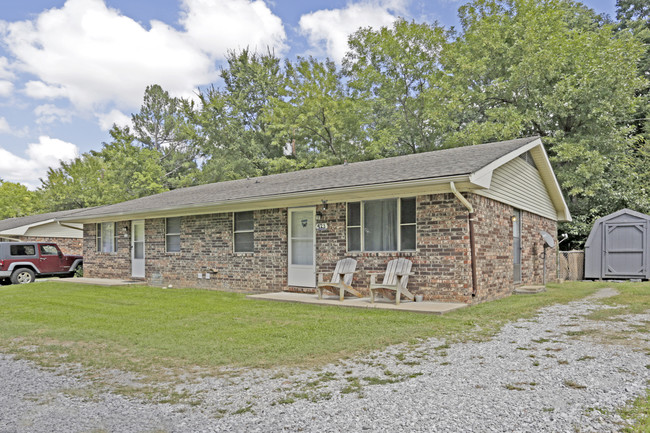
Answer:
[{"left": 585, "top": 209, "right": 650, "bottom": 280}]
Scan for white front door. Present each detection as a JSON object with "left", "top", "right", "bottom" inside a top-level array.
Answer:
[
  {"left": 131, "top": 220, "right": 145, "bottom": 278},
  {"left": 288, "top": 207, "right": 316, "bottom": 287}
]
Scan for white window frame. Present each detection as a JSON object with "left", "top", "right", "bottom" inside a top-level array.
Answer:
[
  {"left": 233, "top": 211, "right": 254, "bottom": 253},
  {"left": 165, "top": 217, "right": 181, "bottom": 253},
  {"left": 346, "top": 197, "right": 417, "bottom": 252},
  {"left": 96, "top": 222, "right": 117, "bottom": 253}
]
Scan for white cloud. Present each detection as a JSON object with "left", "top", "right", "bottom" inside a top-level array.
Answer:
[
  {"left": 34, "top": 104, "right": 73, "bottom": 124},
  {"left": 0, "top": 56, "right": 14, "bottom": 80},
  {"left": 0, "top": 0, "right": 287, "bottom": 127},
  {"left": 180, "top": 0, "right": 287, "bottom": 58},
  {"left": 299, "top": 0, "right": 407, "bottom": 62},
  {"left": 0, "top": 136, "right": 78, "bottom": 188},
  {"left": 0, "top": 117, "right": 11, "bottom": 133},
  {"left": 0, "top": 80, "right": 14, "bottom": 97},
  {"left": 97, "top": 109, "right": 131, "bottom": 131},
  {"left": 0, "top": 116, "right": 27, "bottom": 136}
]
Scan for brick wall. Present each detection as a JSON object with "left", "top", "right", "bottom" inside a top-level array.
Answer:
[
  {"left": 521, "top": 210, "right": 557, "bottom": 286},
  {"left": 470, "top": 194, "right": 557, "bottom": 303},
  {"left": 0, "top": 236, "right": 83, "bottom": 255},
  {"left": 83, "top": 222, "right": 132, "bottom": 280},
  {"left": 312, "top": 195, "right": 473, "bottom": 303},
  {"left": 85, "top": 210, "right": 287, "bottom": 292},
  {"left": 82, "top": 193, "right": 556, "bottom": 304}
]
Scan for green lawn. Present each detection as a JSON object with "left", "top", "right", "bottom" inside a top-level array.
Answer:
[{"left": 0, "top": 280, "right": 626, "bottom": 376}]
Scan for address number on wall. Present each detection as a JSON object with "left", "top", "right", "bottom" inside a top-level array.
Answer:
[{"left": 316, "top": 223, "right": 328, "bottom": 231}]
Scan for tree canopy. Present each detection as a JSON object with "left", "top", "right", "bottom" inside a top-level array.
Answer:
[{"left": 7, "top": 0, "right": 647, "bottom": 249}]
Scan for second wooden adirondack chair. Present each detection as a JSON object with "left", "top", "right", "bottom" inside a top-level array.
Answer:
[
  {"left": 369, "top": 258, "right": 414, "bottom": 305},
  {"left": 317, "top": 258, "right": 361, "bottom": 301}
]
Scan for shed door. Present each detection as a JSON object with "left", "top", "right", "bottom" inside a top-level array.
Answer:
[
  {"left": 288, "top": 207, "right": 316, "bottom": 287},
  {"left": 603, "top": 222, "right": 646, "bottom": 278}
]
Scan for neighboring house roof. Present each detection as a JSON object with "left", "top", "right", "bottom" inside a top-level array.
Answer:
[
  {"left": 0, "top": 209, "right": 85, "bottom": 237},
  {"left": 60, "top": 136, "right": 571, "bottom": 223}
]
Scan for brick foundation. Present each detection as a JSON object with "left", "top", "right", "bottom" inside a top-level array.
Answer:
[{"left": 83, "top": 193, "right": 556, "bottom": 304}]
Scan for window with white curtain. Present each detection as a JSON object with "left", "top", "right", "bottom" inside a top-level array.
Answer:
[
  {"left": 347, "top": 198, "right": 416, "bottom": 252},
  {"left": 96, "top": 222, "right": 117, "bottom": 253}
]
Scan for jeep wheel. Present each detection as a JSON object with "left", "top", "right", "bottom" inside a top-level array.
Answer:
[{"left": 10, "top": 268, "right": 35, "bottom": 284}]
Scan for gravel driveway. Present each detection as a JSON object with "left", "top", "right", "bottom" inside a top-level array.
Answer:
[{"left": 1, "top": 288, "right": 649, "bottom": 432}]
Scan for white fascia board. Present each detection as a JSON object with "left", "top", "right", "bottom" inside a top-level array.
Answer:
[
  {"left": 0, "top": 218, "right": 58, "bottom": 236},
  {"left": 58, "top": 175, "right": 474, "bottom": 224},
  {"left": 0, "top": 227, "right": 28, "bottom": 235}
]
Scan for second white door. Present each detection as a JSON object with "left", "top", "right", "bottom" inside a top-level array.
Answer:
[
  {"left": 288, "top": 208, "right": 316, "bottom": 287},
  {"left": 131, "top": 220, "right": 145, "bottom": 278}
]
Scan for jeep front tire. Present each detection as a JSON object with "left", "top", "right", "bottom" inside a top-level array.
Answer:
[{"left": 10, "top": 268, "right": 35, "bottom": 284}]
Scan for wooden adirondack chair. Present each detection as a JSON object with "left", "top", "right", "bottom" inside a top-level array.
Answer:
[
  {"left": 317, "top": 258, "right": 361, "bottom": 301},
  {"left": 369, "top": 258, "right": 414, "bottom": 305}
]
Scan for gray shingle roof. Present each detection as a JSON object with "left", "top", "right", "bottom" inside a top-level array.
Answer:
[
  {"left": 61, "top": 137, "right": 539, "bottom": 220},
  {"left": 0, "top": 208, "right": 86, "bottom": 232}
]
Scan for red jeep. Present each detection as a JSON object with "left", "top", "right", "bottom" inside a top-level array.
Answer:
[{"left": 0, "top": 242, "right": 83, "bottom": 285}]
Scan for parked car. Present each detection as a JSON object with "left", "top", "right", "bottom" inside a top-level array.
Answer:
[{"left": 0, "top": 242, "right": 83, "bottom": 285}]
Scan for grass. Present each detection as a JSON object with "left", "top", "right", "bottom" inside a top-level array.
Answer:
[
  {"left": 0, "top": 280, "right": 640, "bottom": 379},
  {"left": 563, "top": 380, "right": 587, "bottom": 390},
  {"left": 620, "top": 391, "right": 650, "bottom": 433}
]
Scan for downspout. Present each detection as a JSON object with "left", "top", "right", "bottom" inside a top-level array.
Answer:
[
  {"left": 450, "top": 182, "right": 477, "bottom": 298},
  {"left": 57, "top": 221, "right": 84, "bottom": 231}
]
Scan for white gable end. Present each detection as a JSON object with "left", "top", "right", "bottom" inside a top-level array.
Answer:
[{"left": 475, "top": 155, "right": 558, "bottom": 221}]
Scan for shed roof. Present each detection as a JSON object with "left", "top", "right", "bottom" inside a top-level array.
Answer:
[{"left": 60, "top": 137, "right": 570, "bottom": 222}]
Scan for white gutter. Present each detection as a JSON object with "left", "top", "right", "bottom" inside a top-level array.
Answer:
[
  {"left": 59, "top": 174, "right": 479, "bottom": 223},
  {"left": 450, "top": 182, "right": 473, "bottom": 213},
  {"left": 56, "top": 221, "right": 84, "bottom": 231}
]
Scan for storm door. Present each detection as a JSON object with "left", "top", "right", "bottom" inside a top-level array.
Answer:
[
  {"left": 131, "top": 220, "right": 145, "bottom": 278},
  {"left": 288, "top": 208, "right": 316, "bottom": 287}
]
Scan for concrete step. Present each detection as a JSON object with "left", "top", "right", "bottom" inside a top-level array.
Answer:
[{"left": 514, "top": 285, "right": 546, "bottom": 294}]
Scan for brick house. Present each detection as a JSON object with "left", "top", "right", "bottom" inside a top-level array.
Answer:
[
  {"left": 59, "top": 137, "right": 570, "bottom": 304},
  {"left": 0, "top": 209, "right": 84, "bottom": 255}
]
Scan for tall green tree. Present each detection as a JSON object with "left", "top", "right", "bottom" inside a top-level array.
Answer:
[
  {"left": 343, "top": 19, "right": 449, "bottom": 156},
  {"left": 0, "top": 180, "right": 42, "bottom": 219},
  {"left": 131, "top": 84, "right": 199, "bottom": 189},
  {"left": 269, "top": 57, "right": 370, "bottom": 167},
  {"left": 39, "top": 127, "right": 168, "bottom": 211},
  {"left": 441, "top": 0, "right": 647, "bottom": 244},
  {"left": 195, "top": 49, "right": 286, "bottom": 182}
]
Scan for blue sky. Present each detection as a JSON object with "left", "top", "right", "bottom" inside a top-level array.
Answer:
[{"left": 0, "top": 0, "right": 617, "bottom": 188}]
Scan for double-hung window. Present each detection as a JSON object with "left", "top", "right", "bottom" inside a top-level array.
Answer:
[
  {"left": 234, "top": 211, "right": 254, "bottom": 253},
  {"left": 347, "top": 197, "right": 416, "bottom": 252},
  {"left": 96, "top": 222, "right": 117, "bottom": 253},
  {"left": 166, "top": 217, "right": 181, "bottom": 252}
]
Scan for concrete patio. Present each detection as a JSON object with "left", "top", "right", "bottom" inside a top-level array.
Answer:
[{"left": 247, "top": 291, "right": 468, "bottom": 314}]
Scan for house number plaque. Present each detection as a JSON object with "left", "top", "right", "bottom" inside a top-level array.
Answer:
[{"left": 316, "top": 222, "right": 328, "bottom": 231}]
